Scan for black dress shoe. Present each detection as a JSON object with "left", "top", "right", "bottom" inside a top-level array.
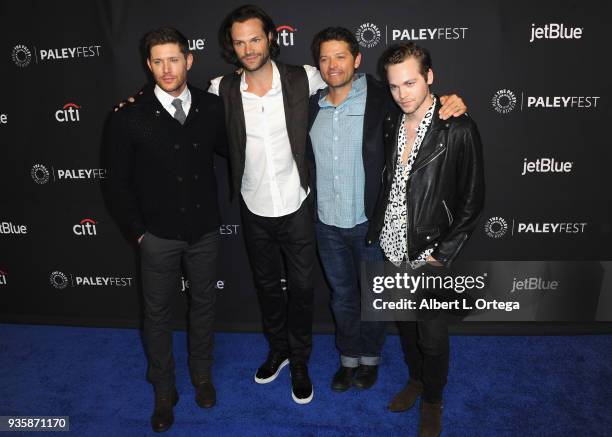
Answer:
[
  {"left": 331, "top": 366, "right": 357, "bottom": 392},
  {"left": 353, "top": 364, "right": 379, "bottom": 389},
  {"left": 151, "top": 388, "right": 179, "bottom": 433},
  {"left": 195, "top": 380, "right": 216, "bottom": 408},
  {"left": 290, "top": 362, "right": 313, "bottom": 404},
  {"left": 254, "top": 350, "right": 289, "bottom": 384}
]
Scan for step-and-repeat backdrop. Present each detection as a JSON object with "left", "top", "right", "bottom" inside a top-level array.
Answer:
[{"left": 1, "top": 0, "right": 611, "bottom": 333}]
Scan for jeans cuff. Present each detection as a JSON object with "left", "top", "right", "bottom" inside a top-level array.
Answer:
[
  {"left": 359, "top": 355, "right": 381, "bottom": 366},
  {"left": 340, "top": 355, "right": 360, "bottom": 368}
]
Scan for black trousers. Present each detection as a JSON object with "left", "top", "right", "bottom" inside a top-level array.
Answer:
[
  {"left": 397, "top": 318, "right": 449, "bottom": 403},
  {"left": 140, "top": 230, "right": 219, "bottom": 393},
  {"left": 241, "top": 198, "right": 316, "bottom": 363}
]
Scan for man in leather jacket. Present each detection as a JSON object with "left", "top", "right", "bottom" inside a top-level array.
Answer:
[{"left": 367, "top": 43, "right": 485, "bottom": 437}]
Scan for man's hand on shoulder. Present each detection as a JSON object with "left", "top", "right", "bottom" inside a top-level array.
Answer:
[
  {"left": 438, "top": 94, "right": 467, "bottom": 120},
  {"left": 113, "top": 89, "right": 144, "bottom": 112}
]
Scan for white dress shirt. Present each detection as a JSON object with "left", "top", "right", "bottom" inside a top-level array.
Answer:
[
  {"left": 154, "top": 84, "right": 192, "bottom": 118},
  {"left": 209, "top": 62, "right": 326, "bottom": 217}
]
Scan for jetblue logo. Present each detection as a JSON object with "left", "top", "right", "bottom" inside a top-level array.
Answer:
[
  {"left": 530, "top": 23, "right": 583, "bottom": 43},
  {"left": 521, "top": 158, "right": 573, "bottom": 175}
]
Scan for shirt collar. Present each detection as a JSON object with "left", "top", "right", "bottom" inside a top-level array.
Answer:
[
  {"left": 154, "top": 84, "right": 191, "bottom": 108},
  {"left": 240, "top": 60, "right": 281, "bottom": 92},
  {"left": 318, "top": 73, "right": 366, "bottom": 108}
]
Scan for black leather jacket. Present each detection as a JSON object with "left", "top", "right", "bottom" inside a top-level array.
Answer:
[{"left": 366, "top": 98, "right": 485, "bottom": 266}]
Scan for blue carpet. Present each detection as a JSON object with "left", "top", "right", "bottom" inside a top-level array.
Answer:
[{"left": 1, "top": 324, "right": 611, "bottom": 436}]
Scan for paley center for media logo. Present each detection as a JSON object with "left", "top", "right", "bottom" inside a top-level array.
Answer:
[
  {"left": 31, "top": 164, "right": 107, "bottom": 184},
  {"left": 485, "top": 217, "right": 587, "bottom": 238},
  {"left": 1, "top": 221, "right": 28, "bottom": 235},
  {"left": 11, "top": 43, "right": 102, "bottom": 67},
  {"left": 73, "top": 218, "right": 98, "bottom": 236},
  {"left": 356, "top": 23, "right": 382, "bottom": 48},
  {"left": 530, "top": 23, "right": 583, "bottom": 43},
  {"left": 492, "top": 89, "right": 600, "bottom": 114},
  {"left": 276, "top": 25, "right": 297, "bottom": 46},
  {"left": 49, "top": 270, "right": 133, "bottom": 290},
  {"left": 355, "top": 22, "right": 468, "bottom": 49},
  {"left": 55, "top": 102, "right": 81, "bottom": 123},
  {"left": 391, "top": 26, "right": 468, "bottom": 41}
]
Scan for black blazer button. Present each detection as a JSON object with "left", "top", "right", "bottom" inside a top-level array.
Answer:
[
  {"left": 177, "top": 176, "right": 183, "bottom": 182},
  {"left": 174, "top": 144, "right": 180, "bottom": 150},
  {"left": 193, "top": 174, "right": 199, "bottom": 180},
  {"left": 179, "top": 207, "right": 186, "bottom": 213}
]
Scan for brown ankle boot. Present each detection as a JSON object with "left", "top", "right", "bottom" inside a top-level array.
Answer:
[
  {"left": 387, "top": 378, "right": 424, "bottom": 412},
  {"left": 418, "top": 400, "right": 443, "bottom": 437}
]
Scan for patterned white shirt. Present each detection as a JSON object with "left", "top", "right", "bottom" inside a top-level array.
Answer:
[{"left": 380, "top": 96, "right": 437, "bottom": 267}]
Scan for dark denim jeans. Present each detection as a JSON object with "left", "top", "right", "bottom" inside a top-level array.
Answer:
[{"left": 316, "top": 221, "right": 387, "bottom": 367}]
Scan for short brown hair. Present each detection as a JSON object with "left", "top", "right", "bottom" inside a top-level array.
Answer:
[
  {"left": 378, "top": 42, "right": 432, "bottom": 81},
  {"left": 143, "top": 26, "right": 190, "bottom": 59}
]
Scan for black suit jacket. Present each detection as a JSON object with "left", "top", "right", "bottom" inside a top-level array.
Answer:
[
  {"left": 306, "top": 74, "right": 395, "bottom": 221},
  {"left": 103, "top": 83, "right": 227, "bottom": 243}
]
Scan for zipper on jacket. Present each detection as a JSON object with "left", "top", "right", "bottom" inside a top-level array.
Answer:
[
  {"left": 408, "top": 147, "right": 446, "bottom": 179},
  {"left": 442, "top": 199, "right": 453, "bottom": 226},
  {"left": 405, "top": 182, "right": 412, "bottom": 265}
]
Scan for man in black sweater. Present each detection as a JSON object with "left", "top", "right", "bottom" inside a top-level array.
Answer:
[{"left": 104, "top": 27, "right": 226, "bottom": 432}]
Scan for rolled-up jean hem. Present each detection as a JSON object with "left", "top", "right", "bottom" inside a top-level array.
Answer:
[
  {"left": 340, "top": 355, "right": 360, "bottom": 368},
  {"left": 359, "top": 355, "right": 381, "bottom": 366}
]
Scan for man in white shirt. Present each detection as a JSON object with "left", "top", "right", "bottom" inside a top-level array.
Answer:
[{"left": 209, "top": 4, "right": 325, "bottom": 405}]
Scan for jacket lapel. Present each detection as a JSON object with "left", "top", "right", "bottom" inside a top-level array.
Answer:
[{"left": 410, "top": 99, "right": 447, "bottom": 174}]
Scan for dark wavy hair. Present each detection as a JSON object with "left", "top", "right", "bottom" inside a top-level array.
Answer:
[
  {"left": 310, "top": 27, "right": 360, "bottom": 66},
  {"left": 218, "top": 4, "right": 280, "bottom": 66},
  {"left": 142, "top": 26, "right": 190, "bottom": 59},
  {"left": 378, "top": 42, "right": 432, "bottom": 82}
]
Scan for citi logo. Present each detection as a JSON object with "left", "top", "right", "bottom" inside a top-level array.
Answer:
[
  {"left": 510, "top": 277, "right": 559, "bottom": 293},
  {"left": 55, "top": 103, "right": 81, "bottom": 122},
  {"left": 356, "top": 23, "right": 381, "bottom": 48},
  {"left": 484, "top": 217, "right": 508, "bottom": 239},
  {"left": 0, "top": 270, "right": 7, "bottom": 285},
  {"left": 276, "top": 25, "right": 296, "bottom": 46},
  {"left": 0, "top": 221, "right": 28, "bottom": 235},
  {"left": 73, "top": 218, "right": 98, "bottom": 236},
  {"left": 530, "top": 23, "right": 583, "bottom": 43},
  {"left": 522, "top": 158, "right": 573, "bottom": 175}
]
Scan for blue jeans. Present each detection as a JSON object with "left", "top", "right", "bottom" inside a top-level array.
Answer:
[{"left": 316, "top": 221, "right": 387, "bottom": 367}]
